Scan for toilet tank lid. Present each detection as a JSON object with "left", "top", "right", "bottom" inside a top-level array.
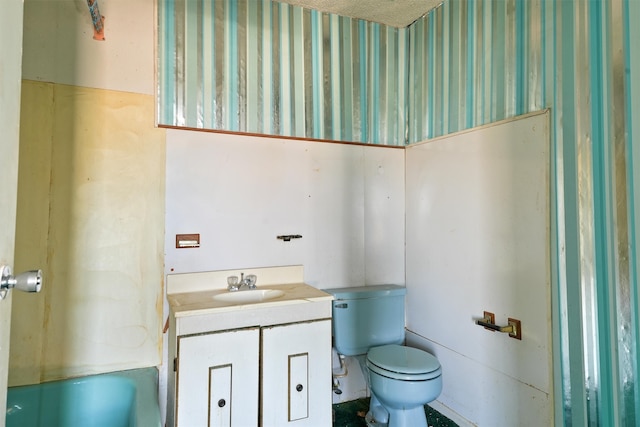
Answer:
[{"left": 322, "top": 284, "right": 406, "bottom": 300}]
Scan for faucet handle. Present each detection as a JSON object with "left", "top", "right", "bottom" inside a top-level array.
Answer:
[
  {"left": 245, "top": 274, "right": 257, "bottom": 289},
  {"left": 227, "top": 275, "right": 239, "bottom": 291}
]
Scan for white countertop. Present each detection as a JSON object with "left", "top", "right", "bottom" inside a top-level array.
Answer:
[{"left": 168, "top": 282, "right": 334, "bottom": 318}]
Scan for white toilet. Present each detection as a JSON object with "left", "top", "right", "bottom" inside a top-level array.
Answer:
[{"left": 324, "top": 285, "right": 442, "bottom": 427}]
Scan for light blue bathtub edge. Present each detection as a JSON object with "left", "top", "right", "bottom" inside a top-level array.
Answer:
[{"left": 108, "top": 367, "right": 162, "bottom": 427}]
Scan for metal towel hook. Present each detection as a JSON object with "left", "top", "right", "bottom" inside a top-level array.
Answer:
[{"left": 277, "top": 234, "right": 302, "bottom": 242}]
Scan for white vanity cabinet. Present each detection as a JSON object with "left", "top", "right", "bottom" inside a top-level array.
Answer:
[{"left": 166, "top": 279, "right": 333, "bottom": 427}]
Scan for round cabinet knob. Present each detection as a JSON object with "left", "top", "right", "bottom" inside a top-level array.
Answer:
[
  {"left": 218, "top": 399, "right": 226, "bottom": 408},
  {"left": 296, "top": 384, "right": 303, "bottom": 392}
]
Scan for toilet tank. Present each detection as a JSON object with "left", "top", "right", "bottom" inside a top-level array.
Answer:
[{"left": 323, "top": 285, "right": 406, "bottom": 356}]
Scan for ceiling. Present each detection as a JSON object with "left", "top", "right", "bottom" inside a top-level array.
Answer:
[{"left": 276, "top": 0, "right": 443, "bottom": 28}]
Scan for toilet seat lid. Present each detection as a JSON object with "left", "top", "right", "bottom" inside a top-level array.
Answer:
[{"left": 367, "top": 344, "right": 441, "bottom": 381}]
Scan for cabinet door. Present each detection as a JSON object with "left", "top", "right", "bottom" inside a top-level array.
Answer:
[
  {"left": 261, "top": 320, "right": 332, "bottom": 427},
  {"left": 176, "top": 327, "right": 259, "bottom": 427}
]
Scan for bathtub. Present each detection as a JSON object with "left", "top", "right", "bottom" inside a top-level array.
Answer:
[{"left": 6, "top": 367, "right": 161, "bottom": 427}]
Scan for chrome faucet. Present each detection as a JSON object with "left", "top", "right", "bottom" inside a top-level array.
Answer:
[{"left": 227, "top": 273, "right": 257, "bottom": 291}]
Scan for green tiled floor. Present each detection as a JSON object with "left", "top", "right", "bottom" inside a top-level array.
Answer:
[{"left": 333, "top": 397, "right": 459, "bottom": 427}]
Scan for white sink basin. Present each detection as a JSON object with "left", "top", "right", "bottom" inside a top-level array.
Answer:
[{"left": 212, "top": 289, "right": 285, "bottom": 304}]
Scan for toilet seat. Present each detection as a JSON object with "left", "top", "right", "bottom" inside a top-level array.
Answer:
[{"left": 367, "top": 344, "right": 441, "bottom": 381}]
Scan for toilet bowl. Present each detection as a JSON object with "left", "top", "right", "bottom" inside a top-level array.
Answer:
[{"left": 365, "top": 344, "right": 442, "bottom": 427}]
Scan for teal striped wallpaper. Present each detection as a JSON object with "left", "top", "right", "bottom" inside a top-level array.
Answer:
[
  {"left": 407, "top": 0, "right": 549, "bottom": 141},
  {"left": 158, "top": 0, "right": 407, "bottom": 145}
]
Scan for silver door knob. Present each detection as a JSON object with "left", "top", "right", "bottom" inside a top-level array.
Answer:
[{"left": 0, "top": 265, "right": 43, "bottom": 300}]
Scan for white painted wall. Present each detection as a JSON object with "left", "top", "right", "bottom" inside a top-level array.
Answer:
[
  {"left": 164, "top": 130, "right": 406, "bottom": 287},
  {"left": 405, "top": 112, "right": 552, "bottom": 426},
  {"left": 22, "top": 0, "right": 154, "bottom": 96}
]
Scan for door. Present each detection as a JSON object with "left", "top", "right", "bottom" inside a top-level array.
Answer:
[
  {"left": 176, "top": 328, "right": 260, "bottom": 427},
  {"left": 0, "top": 0, "right": 24, "bottom": 420},
  {"left": 261, "top": 320, "right": 332, "bottom": 427}
]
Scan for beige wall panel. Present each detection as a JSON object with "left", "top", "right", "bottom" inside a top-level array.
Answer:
[{"left": 11, "top": 82, "right": 165, "bottom": 384}]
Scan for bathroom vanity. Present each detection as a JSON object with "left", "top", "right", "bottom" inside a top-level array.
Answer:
[{"left": 166, "top": 266, "right": 333, "bottom": 427}]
